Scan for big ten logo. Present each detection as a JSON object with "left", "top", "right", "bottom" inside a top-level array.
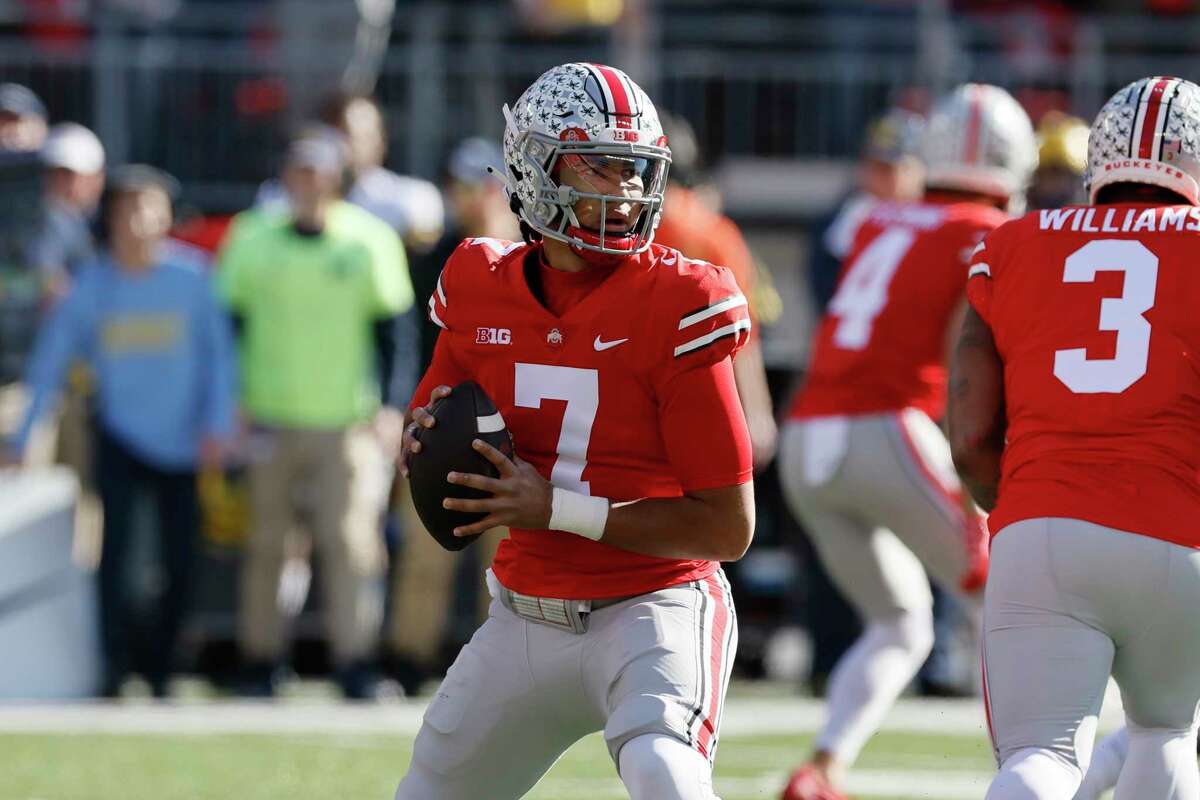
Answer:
[
  {"left": 476, "top": 327, "right": 512, "bottom": 345},
  {"left": 612, "top": 129, "right": 640, "bottom": 142}
]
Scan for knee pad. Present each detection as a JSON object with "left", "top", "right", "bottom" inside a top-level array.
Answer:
[
  {"left": 868, "top": 611, "right": 934, "bottom": 662},
  {"left": 619, "top": 734, "right": 715, "bottom": 800},
  {"left": 988, "top": 747, "right": 1082, "bottom": 800}
]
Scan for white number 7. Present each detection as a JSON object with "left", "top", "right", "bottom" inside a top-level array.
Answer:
[
  {"left": 1053, "top": 240, "right": 1158, "bottom": 394},
  {"left": 514, "top": 363, "right": 599, "bottom": 494}
]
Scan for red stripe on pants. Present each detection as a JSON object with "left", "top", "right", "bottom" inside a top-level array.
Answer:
[{"left": 695, "top": 573, "right": 729, "bottom": 758}]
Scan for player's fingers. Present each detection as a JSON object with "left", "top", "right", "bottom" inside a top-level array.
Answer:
[
  {"left": 443, "top": 496, "right": 497, "bottom": 513},
  {"left": 428, "top": 385, "right": 452, "bottom": 405},
  {"left": 413, "top": 408, "right": 436, "bottom": 429},
  {"left": 454, "top": 514, "right": 502, "bottom": 537},
  {"left": 472, "top": 439, "right": 516, "bottom": 476},
  {"left": 447, "top": 471, "right": 503, "bottom": 493}
]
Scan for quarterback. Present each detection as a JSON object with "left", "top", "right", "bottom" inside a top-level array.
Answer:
[
  {"left": 394, "top": 63, "right": 754, "bottom": 800},
  {"left": 950, "top": 76, "right": 1200, "bottom": 799},
  {"left": 779, "top": 84, "right": 1037, "bottom": 800}
]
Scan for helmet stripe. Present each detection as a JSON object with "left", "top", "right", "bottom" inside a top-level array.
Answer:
[
  {"left": 1136, "top": 78, "right": 1175, "bottom": 159},
  {"left": 592, "top": 63, "right": 633, "bottom": 129},
  {"left": 963, "top": 84, "right": 984, "bottom": 165}
]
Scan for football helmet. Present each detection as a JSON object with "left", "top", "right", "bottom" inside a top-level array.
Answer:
[
  {"left": 501, "top": 63, "right": 671, "bottom": 258},
  {"left": 1085, "top": 76, "right": 1200, "bottom": 205},
  {"left": 920, "top": 83, "right": 1037, "bottom": 210}
]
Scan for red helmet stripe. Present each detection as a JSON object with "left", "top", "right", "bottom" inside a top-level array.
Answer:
[
  {"left": 592, "top": 63, "right": 633, "bottom": 129},
  {"left": 963, "top": 84, "right": 984, "bottom": 165},
  {"left": 1137, "top": 78, "right": 1174, "bottom": 159}
]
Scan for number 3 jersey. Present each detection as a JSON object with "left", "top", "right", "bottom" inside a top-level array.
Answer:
[
  {"left": 968, "top": 204, "right": 1200, "bottom": 549},
  {"left": 412, "top": 237, "right": 754, "bottom": 599},
  {"left": 789, "top": 199, "right": 1008, "bottom": 421}
]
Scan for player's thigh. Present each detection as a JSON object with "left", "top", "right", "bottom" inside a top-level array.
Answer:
[
  {"left": 399, "top": 602, "right": 592, "bottom": 799},
  {"left": 984, "top": 519, "right": 1114, "bottom": 767},
  {"left": 1109, "top": 535, "right": 1200, "bottom": 731},
  {"left": 592, "top": 573, "right": 737, "bottom": 767},
  {"left": 780, "top": 417, "right": 931, "bottom": 619},
  {"left": 865, "top": 409, "right": 973, "bottom": 589}
]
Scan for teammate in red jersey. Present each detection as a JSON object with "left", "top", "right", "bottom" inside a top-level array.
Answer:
[
  {"left": 394, "top": 63, "right": 753, "bottom": 800},
  {"left": 951, "top": 76, "right": 1200, "bottom": 800},
  {"left": 778, "top": 84, "right": 1038, "bottom": 800}
]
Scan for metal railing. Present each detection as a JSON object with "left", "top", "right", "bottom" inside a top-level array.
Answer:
[{"left": 0, "top": 1, "right": 1194, "bottom": 211}]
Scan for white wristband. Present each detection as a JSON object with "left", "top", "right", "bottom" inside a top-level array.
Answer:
[{"left": 549, "top": 487, "right": 609, "bottom": 542}]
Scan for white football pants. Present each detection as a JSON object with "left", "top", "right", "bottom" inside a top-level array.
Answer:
[
  {"left": 395, "top": 569, "right": 735, "bottom": 800},
  {"left": 984, "top": 518, "right": 1200, "bottom": 800},
  {"left": 779, "top": 411, "right": 985, "bottom": 765}
]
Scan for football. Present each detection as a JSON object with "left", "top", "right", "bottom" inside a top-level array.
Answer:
[{"left": 407, "top": 380, "right": 514, "bottom": 551}]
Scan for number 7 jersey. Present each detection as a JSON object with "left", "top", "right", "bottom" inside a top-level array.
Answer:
[
  {"left": 968, "top": 204, "right": 1200, "bottom": 548},
  {"left": 790, "top": 199, "right": 1008, "bottom": 421},
  {"left": 413, "top": 237, "right": 754, "bottom": 599}
]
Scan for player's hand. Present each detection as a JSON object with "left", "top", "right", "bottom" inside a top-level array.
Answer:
[
  {"left": 443, "top": 439, "right": 552, "bottom": 537},
  {"left": 399, "top": 385, "right": 451, "bottom": 478}
]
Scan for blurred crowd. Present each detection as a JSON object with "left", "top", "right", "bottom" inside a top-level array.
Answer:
[{"left": 0, "top": 75, "right": 1092, "bottom": 703}]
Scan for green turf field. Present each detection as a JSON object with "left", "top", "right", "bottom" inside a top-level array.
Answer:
[{"left": 0, "top": 729, "right": 994, "bottom": 800}]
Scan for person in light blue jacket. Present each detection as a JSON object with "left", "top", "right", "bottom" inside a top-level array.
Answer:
[{"left": 5, "top": 165, "right": 238, "bottom": 698}]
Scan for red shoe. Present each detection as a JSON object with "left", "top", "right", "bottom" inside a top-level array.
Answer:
[{"left": 781, "top": 764, "right": 849, "bottom": 800}]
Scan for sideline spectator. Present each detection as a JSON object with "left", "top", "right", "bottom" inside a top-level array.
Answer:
[
  {"left": 5, "top": 165, "right": 237, "bottom": 698},
  {"left": 1028, "top": 111, "right": 1088, "bottom": 210},
  {"left": 219, "top": 128, "right": 413, "bottom": 700},
  {"left": 33, "top": 122, "right": 105, "bottom": 294},
  {"left": 0, "top": 84, "right": 49, "bottom": 452},
  {"left": 0, "top": 83, "right": 47, "bottom": 153},
  {"left": 255, "top": 93, "right": 444, "bottom": 254},
  {"left": 382, "top": 137, "right": 518, "bottom": 693}
]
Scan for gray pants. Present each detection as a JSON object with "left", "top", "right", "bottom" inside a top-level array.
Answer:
[
  {"left": 779, "top": 411, "right": 985, "bottom": 762},
  {"left": 396, "top": 569, "right": 735, "bottom": 800},
  {"left": 985, "top": 518, "right": 1200, "bottom": 799},
  {"left": 780, "top": 411, "right": 981, "bottom": 620}
]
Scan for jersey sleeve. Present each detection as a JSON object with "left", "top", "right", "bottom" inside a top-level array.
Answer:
[
  {"left": 658, "top": 356, "right": 753, "bottom": 491},
  {"left": 661, "top": 262, "right": 753, "bottom": 377},
  {"left": 409, "top": 331, "right": 470, "bottom": 410},
  {"left": 425, "top": 237, "right": 522, "bottom": 334},
  {"left": 708, "top": 216, "right": 760, "bottom": 331},
  {"left": 965, "top": 233, "right": 997, "bottom": 327}
]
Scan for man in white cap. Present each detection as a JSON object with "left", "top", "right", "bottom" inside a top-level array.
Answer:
[{"left": 34, "top": 122, "right": 106, "bottom": 294}]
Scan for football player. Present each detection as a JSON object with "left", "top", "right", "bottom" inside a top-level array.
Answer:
[
  {"left": 950, "top": 76, "right": 1200, "bottom": 799},
  {"left": 778, "top": 84, "right": 1038, "bottom": 800},
  {"left": 394, "top": 63, "right": 754, "bottom": 800}
]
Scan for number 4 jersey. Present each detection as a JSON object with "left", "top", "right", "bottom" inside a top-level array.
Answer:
[
  {"left": 790, "top": 198, "right": 1008, "bottom": 421},
  {"left": 412, "top": 237, "right": 754, "bottom": 599},
  {"left": 969, "top": 204, "right": 1200, "bottom": 548}
]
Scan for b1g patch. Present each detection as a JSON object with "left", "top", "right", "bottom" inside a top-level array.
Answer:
[{"left": 476, "top": 327, "right": 512, "bottom": 345}]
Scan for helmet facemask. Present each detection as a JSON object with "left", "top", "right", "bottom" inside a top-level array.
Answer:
[{"left": 503, "top": 104, "right": 671, "bottom": 258}]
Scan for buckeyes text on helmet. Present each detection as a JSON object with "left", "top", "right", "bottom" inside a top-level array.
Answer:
[
  {"left": 920, "top": 83, "right": 1038, "bottom": 212},
  {"left": 501, "top": 63, "right": 672, "bottom": 259},
  {"left": 1085, "top": 76, "right": 1200, "bottom": 205}
]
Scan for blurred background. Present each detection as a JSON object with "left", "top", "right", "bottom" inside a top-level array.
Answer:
[{"left": 0, "top": 0, "right": 1190, "bottom": 704}]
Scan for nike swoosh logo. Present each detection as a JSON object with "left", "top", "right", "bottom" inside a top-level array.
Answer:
[{"left": 593, "top": 335, "right": 629, "bottom": 352}]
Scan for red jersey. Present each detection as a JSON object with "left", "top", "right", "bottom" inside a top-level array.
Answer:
[
  {"left": 790, "top": 199, "right": 1008, "bottom": 420},
  {"left": 968, "top": 204, "right": 1200, "bottom": 549},
  {"left": 413, "top": 237, "right": 754, "bottom": 598}
]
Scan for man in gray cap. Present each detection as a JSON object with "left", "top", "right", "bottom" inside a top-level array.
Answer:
[{"left": 0, "top": 83, "right": 47, "bottom": 153}]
